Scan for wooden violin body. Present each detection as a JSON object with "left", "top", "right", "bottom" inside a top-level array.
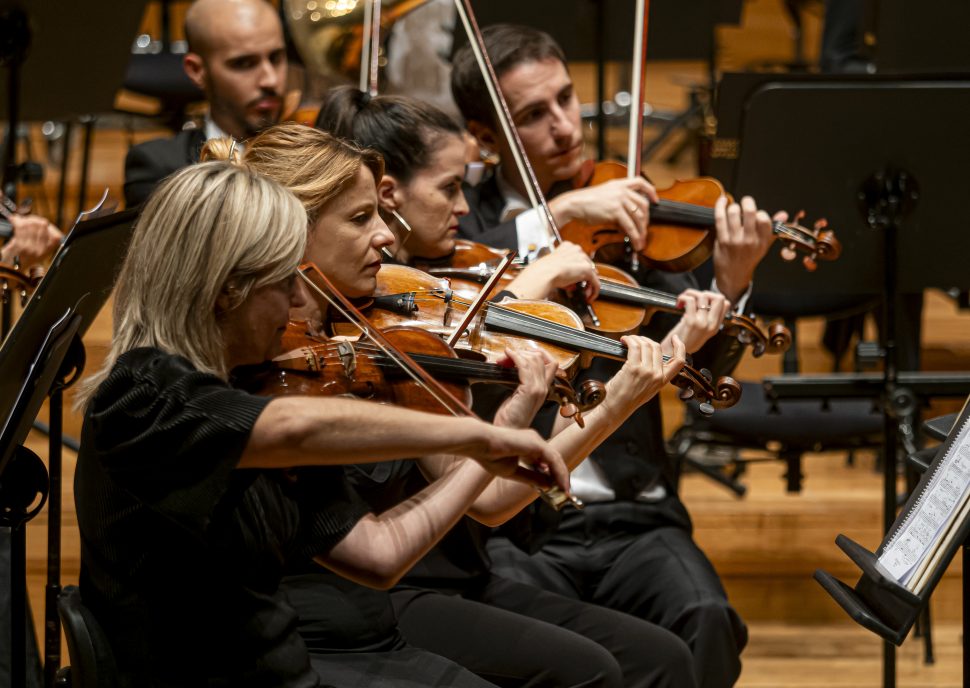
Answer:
[
  {"left": 254, "top": 321, "right": 602, "bottom": 426},
  {"left": 561, "top": 161, "right": 842, "bottom": 273},
  {"left": 366, "top": 265, "right": 741, "bottom": 415},
  {"left": 416, "top": 241, "right": 789, "bottom": 356},
  {"left": 365, "top": 263, "right": 587, "bottom": 371}
]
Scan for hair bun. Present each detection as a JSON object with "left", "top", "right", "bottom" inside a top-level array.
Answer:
[{"left": 200, "top": 136, "right": 242, "bottom": 164}]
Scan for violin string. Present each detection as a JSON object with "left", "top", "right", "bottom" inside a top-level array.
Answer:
[
  {"left": 597, "top": 280, "right": 679, "bottom": 307},
  {"left": 369, "top": 290, "right": 707, "bottom": 392},
  {"left": 651, "top": 201, "right": 818, "bottom": 248},
  {"left": 299, "top": 341, "right": 522, "bottom": 382}
]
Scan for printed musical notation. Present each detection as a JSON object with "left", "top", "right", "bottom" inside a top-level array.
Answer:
[{"left": 879, "top": 416, "right": 970, "bottom": 587}]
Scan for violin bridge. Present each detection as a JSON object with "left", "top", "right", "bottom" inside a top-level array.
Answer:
[
  {"left": 441, "top": 288, "right": 455, "bottom": 327},
  {"left": 335, "top": 341, "right": 357, "bottom": 379}
]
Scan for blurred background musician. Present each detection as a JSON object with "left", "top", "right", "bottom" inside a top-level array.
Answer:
[{"left": 123, "top": 0, "right": 287, "bottom": 207}]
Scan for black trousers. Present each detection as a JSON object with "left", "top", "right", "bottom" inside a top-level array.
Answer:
[
  {"left": 391, "top": 574, "right": 695, "bottom": 688},
  {"left": 487, "top": 498, "right": 746, "bottom": 688},
  {"left": 283, "top": 573, "right": 496, "bottom": 688},
  {"left": 308, "top": 646, "right": 497, "bottom": 688}
]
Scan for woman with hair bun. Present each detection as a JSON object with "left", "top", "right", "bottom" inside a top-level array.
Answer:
[
  {"left": 205, "top": 119, "right": 695, "bottom": 687},
  {"left": 317, "top": 84, "right": 604, "bottom": 302}
]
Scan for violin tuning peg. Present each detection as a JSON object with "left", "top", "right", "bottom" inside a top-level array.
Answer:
[
  {"left": 679, "top": 387, "right": 695, "bottom": 401},
  {"left": 814, "top": 217, "right": 828, "bottom": 231},
  {"left": 559, "top": 402, "right": 579, "bottom": 420},
  {"left": 698, "top": 402, "right": 715, "bottom": 416},
  {"left": 802, "top": 255, "right": 818, "bottom": 272},
  {"left": 780, "top": 244, "right": 797, "bottom": 262},
  {"left": 699, "top": 368, "right": 713, "bottom": 383},
  {"left": 794, "top": 209, "right": 806, "bottom": 223}
]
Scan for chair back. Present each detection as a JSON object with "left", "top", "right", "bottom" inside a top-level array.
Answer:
[{"left": 57, "top": 586, "right": 117, "bottom": 688}]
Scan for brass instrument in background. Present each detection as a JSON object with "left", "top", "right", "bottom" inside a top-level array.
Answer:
[{"left": 284, "top": 0, "right": 431, "bottom": 88}]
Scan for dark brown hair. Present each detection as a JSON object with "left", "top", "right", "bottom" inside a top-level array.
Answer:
[
  {"left": 450, "top": 23, "right": 568, "bottom": 129},
  {"left": 317, "top": 86, "right": 463, "bottom": 183}
]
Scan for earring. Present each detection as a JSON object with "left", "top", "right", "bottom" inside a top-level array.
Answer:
[{"left": 390, "top": 209, "right": 413, "bottom": 246}]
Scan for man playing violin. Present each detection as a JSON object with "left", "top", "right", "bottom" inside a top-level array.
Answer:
[
  {"left": 451, "top": 23, "right": 780, "bottom": 688},
  {"left": 123, "top": 0, "right": 286, "bottom": 207}
]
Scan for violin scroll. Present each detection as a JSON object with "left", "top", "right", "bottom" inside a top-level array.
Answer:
[
  {"left": 578, "top": 379, "right": 608, "bottom": 412},
  {"left": 0, "top": 264, "right": 40, "bottom": 307},
  {"left": 670, "top": 362, "right": 741, "bottom": 417},
  {"left": 712, "top": 375, "right": 743, "bottom": 411},
  {"left": 766, "top": 320, "right": 791, "bottom": 355},
  {"left": 777, "top": 212, "right": 842, "bottom": 272},
  {"left": 549, "top": 372, "right": 609, "bottom": 429}
]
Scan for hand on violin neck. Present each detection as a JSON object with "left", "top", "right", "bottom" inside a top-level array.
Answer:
[
  {"left": 492, "top": 348, "right": 559, "bottom": 429},
  {"left": 549, "top": 177, "right": 657, "bottom": 251},
  {"left": 712, "top": 195, "right": 778, "bottom": 303},
  {"left": 665, "top": 289, "right": 731, "bottom": 354},
  {"left": 460, "top": 419, "right": 569, "bottom": 494},
  {"left": 600, "top": 335, "right": 685, "bottom": 414},
  {"left": 505, "top": 241, "right": 600, "bottom": 300}
]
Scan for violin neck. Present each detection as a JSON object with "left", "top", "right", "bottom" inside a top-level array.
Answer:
[
  {"left": 772, "top": 220, "right": 810, "bottom": 245},
  {"left": 388, "top": 351, "right": 520, "bottom": 386},
  {"left": 597, "top": 279, "right": 679, "bottom": 312},
  {"left": 649, "top": 199, "right": 716, "bottom": 228},
  {"left": 483, "top": 306, "right": 627, "bottom": 361}
]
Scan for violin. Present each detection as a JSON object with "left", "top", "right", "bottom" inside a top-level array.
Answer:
[
  {"left": 560, "top": 161, "right": 842, "bottom": 274},
  {"left": 0, "top": 263, "right": 41, "bottom": 308},
  {"left": 288, "top": 262, "right": 579, "bottom": 507},
  {"left": 0, "top": 195, "right": 45, "bottom": 306},
  {"left": 364, "top": 264, "right": 741, "bottom": 415},
  {"left": 416, "top": 240, "right": 790, "bottom": 357},
  {"left": 263, "top": 320, "right": 603, "bottom": 427}
]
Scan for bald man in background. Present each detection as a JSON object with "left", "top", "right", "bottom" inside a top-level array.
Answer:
[{"left": 123, "top": 0, "right": 286, "bottom": 207}]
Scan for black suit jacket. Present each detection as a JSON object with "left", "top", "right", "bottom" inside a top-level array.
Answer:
[
  {"left": 457, "top": 173, "right": 576, "bottom": 253},
  {"left": 123, "top": 129, "right": 207, "bottom": 208}
]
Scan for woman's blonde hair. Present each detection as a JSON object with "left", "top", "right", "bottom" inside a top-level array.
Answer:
[
  {"left": 75, "top": 162, "right": 307, "bottom": 407},
  {"left": 201, "top": 122, "right": 384, "bottom": 226}
]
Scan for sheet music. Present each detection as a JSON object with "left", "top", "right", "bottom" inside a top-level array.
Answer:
[{"left": 878, "top": 414, "right": 970, "bottom": 586}]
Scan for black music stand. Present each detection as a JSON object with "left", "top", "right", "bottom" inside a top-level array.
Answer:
[
  {"left": 864, "top": 0, "right": 970, "bottom": 73},
  {"left": 814, "top": 397, "right": 970, "bottom": 685},
  {"left": 0, "top": 0, "right": 146, "bottom": 292},
  {"left": 0, "top": 209, "right": 137, "bottom": 687},
  {"left": 709, "top": 72, "right": 970, "bottom": 687}
]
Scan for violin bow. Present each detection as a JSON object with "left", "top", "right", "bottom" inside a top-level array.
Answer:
[
  {"left": 298, "top": 262, "right": 580, "bottom": 507},
  {"left": 446, "top": 249, "right": 516, "bottom": 348},
  {"left": 360, "top": 0, "right": 382, "bottom": 95},
  {"left": 628, "top": 0, "right": 650, "bottom": 181},
  {"left": 453, "top": 0, "right": 599, "bottom": 325}
]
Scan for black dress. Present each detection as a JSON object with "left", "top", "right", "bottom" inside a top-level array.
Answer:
[{"left": 74, "top": 348, "right": 368, "bottom": 687}]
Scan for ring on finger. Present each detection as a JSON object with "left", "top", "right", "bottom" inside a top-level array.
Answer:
[
  {"left": 628, "top": 204, "right": 640, "bottom": 215},
  {"left": 699, "top": 304, "right": 712, "bottom": 310}
]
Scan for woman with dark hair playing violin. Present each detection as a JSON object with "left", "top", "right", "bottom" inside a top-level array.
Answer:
[
  {"left": 72, "top": 160, "right": 574, "bottom": 688},
  {"left": 203, "top": 121, "right": 701, "bottom": 687}
]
